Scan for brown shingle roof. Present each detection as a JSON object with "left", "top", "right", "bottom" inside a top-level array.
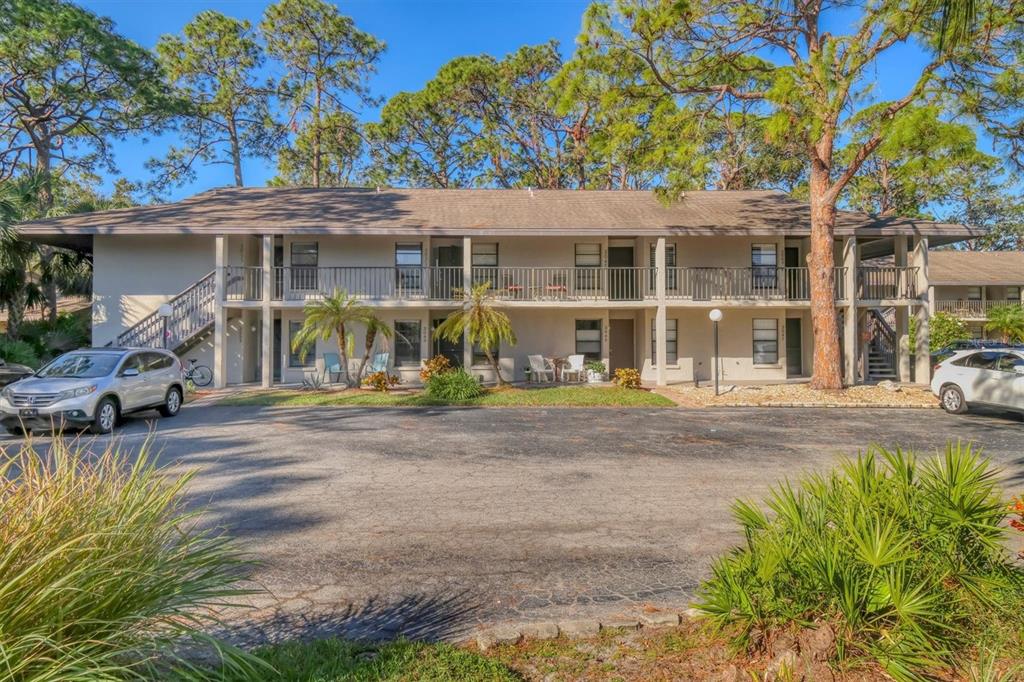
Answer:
[
  {"left": 928, "top": 250, "right": 1024, "bottom": 286},
  {"left": 17, "top": 186, "right": 976, "bottom": 239}
]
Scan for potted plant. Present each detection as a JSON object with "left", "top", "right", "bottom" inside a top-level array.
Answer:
[{"left": 584, "top": 360, "right": 607, "bottom": 383}]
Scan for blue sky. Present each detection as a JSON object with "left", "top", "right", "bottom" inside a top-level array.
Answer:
[{"left": 79, "top": 0, "right": 949, "bottom": 201}]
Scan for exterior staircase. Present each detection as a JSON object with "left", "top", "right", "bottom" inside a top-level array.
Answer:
[
  {"left": 866, "top": 308, "right": 898, "bottom": 380},
  {"left": 114, "top": 272, "right": 216, "bottom": 351}
]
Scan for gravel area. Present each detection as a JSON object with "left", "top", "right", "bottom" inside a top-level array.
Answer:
[{"left": 665, "top": 382, "right": 939, "bottom": 408}]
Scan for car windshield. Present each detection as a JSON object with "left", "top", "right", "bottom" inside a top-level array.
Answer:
[{"left": 36, "top": 353, "right": 121, "bottom": 379}]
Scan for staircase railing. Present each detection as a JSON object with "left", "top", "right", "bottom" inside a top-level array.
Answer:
[
  {"left": 116, "top": 272, "right": 216, "bottom": 350},
  {"left": 867, "top": 308, "right": 897, "bottom": 378}
]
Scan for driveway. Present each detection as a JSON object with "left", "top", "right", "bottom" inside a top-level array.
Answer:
[{"left": 4, "top": 405, "right": 1022, "bottom": 644}]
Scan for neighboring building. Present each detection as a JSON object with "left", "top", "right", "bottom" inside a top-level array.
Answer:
[
  {"left": 18, "top": 187, "right": 975, "bottom": 388},
  {"left": 929, "top": 251, "right": 1024, "bottom": 338}
]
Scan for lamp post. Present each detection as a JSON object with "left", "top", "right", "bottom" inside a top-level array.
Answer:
[
  {"left": 157, "top": 304, "right": 173, "bottom": 349},
  {"left": 709, "top": 308, "right": 723, "bottom": 396}
]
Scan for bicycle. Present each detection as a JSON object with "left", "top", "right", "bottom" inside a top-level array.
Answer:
[{"left": 183, "top": 358, "right": 213, "bottom": 388}]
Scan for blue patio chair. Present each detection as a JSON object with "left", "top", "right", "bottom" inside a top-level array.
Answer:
[
  {"left": 323, "top": 352, "right": 344, "bottom": 384},
  {"left": 366, "top": 351, "right": 389, "bottom": 376}
]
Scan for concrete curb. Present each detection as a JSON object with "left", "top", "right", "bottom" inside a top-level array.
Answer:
[
  {"left": 712, "top": 402, "right": 938, "bottom": 409},
  {"left": 474, "top": 607, "right": 702, "bottom": 651}
]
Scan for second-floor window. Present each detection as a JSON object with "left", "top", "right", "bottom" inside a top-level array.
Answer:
[
  {"left": 649, "top": 243, "right": 678, "bottom": 291},
  {"left": 472, "top": 243, "right": 498, "bottom": 286},
  {"left": 1007, "top": 286, "right": 1020, "bottom": 302},
  {"left": 751, "top": 244, "right": 777, "bottom": 291},
  {"left": 290, "top": 242, "right": 318, "bottom": 290},
  {"left": 967, "top": 286, "right": 982, "bottom": 300},
  {"left": 575, "top": 244, "right": 601, "bottom": 291},
  {"left": 395, "top": 243, "right": 423, "bottom": 292}
]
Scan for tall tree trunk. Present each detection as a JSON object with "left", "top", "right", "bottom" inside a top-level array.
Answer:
[
  {"left": 312, "top": 82, "right": 322, "bottom": 188},
  {"left": 484, "top": 347, "right": 505, "bottom": 386},
  {"left": 35, "top": 144, "right": 58, "bottom": 323},
  {"left": 808, "top": 162, "right": 843, "bottom": 390},
  {"left": 355, "top": 326, "right": 377, "bottom": 382},
  {"left": 337, "top": 322, "right": 352, "bottom": 387},
  {"left": 228, "top": 118, "right": 244, "bottom": 186}
]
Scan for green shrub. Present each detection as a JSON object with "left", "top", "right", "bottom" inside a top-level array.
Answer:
[
  {"left": 0, "top": 337, "right": 40, "bottom": 367},
  {"left": 18, "top": 312, "right": 91, "bottom": 359},
  {"left": 425, "top": 368, "right": 483, "bottom": 402},
  {"left": 0, "top": 437, "right": 265, "bottom": 680},
  {"left": 697, "top": 442, "right": 1024, "bottom": 680}
]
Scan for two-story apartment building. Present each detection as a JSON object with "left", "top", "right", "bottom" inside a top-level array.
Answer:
[
  {"left": 929, "top": 251, "right": 1024, "bottom": 338},
  {"left": 19, "top": 187, "right": 974, "bottom": 388}
]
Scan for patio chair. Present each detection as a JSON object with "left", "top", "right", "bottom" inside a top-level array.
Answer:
[
  {"left": 323, "top": 352, "right": 344, "bottom": 384},
  {"left": 528, "top": 355, "right": 555, "bottom": 383},
  {"left": 365, "top": 351, "right": 390, "bottom": 376},
  {"left": 561, "top": 354, "right": 585, "bottom": 382}
]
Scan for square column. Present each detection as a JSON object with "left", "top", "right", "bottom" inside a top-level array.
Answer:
[
  {"left": 912, "top": 236, "right": 930, "bottom": 383},
  {"left": 213, "top": 235, "right": 228, "bottom": 389},
  {"left": 462, "top": 236, "right": 473, "bottom": 371},
  {"left": 842, "top": 237, "right": 859, "bottom": 384},
  {"left": 894, "top": 237, "right": 911, "bottom": 382},
  {"left": 261, "top": 234, "right": 273, "bottom": 388},
  {"left": 654, "top": 237, "right": 667, "bottom": 386}
]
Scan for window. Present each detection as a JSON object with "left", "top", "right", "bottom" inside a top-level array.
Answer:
[
  {"left": 1007, "top": 286, "right": 1021, "bottom": 302},
  {"left": 967, "top": 286, "right": 982, "bottom": 301},
  {"left": 575, "top": 319, "right": 602, "bottom": 362},
  {"left": 997, "top": 353, "right": 1024, "bottom": 373},
  {"left": 394, "top": 320, "right": 422, "bottom": 367},
  {"left": 395, "top": 243, "right": 423, "bottom": 291},
  {"left": 752, "top": 319, "right": 779, "bottom": 364},
  {"left": 954, "top": 351, "right": 999, "bottom": 369},
  {"left": 651, "top": 318, "right": 678, "bottom": 366},
  {"left": 472, "top": 243, "right": 499, "bottom": 285},
  {"left": 575, "top": 244, "right": 601, "bottom": 290},
  {"left": 288, "top": 321, "right": 314, "bottom": 367},
  {"left": 141, "top": 352, "right": 173, "bottom": 372},
  {"left": 649, "top": 243, "right": 678, "bottom": 291},
  {"left": 752, "top": 244, "right": 778, "bottom": 289},
  {"left": 290, "top": 242, "right": 318, "bottom": 289},
  {"left": 472, "top": 342, "right": 497, "bottom": 366}
]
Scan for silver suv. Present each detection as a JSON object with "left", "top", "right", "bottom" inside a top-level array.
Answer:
[{"left": 0, "top": 348, "right": 185, "bottom": 436}]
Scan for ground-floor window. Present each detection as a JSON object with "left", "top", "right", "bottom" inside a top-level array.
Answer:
[
  {"left": 575, "top": 319, "right": 602, "bottom": 362},
  {"left": 752, "top": 318, "right": 779, "bottom": 364},
  {"left": 650, "top": 318, "right": 678, "bottom": 365},
  {"left": 394, "top": 320, "right": 421, "bottom": 367},
  {"left": 288, "top": 320, "right": 314, "bottom": 367},
  {"left": 472, "top": 342, "right": 497, "bottom": 366}
]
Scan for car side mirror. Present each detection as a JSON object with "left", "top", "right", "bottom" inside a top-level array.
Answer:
[{"left": 122, "top": 368, "right": 140, "bottom": 377}]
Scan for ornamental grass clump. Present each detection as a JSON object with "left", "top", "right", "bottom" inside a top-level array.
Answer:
[
  {"left": 697, "top": 442, "right": 1024, "bottom": 681},
  {"left": 0, "top": 436, "right": 265, "bottom": 681},
  {"left": 425, "top": 368, "right": 483, "bottom": 402}
]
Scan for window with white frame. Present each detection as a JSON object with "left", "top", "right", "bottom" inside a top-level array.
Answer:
[
  {"left": 290, "top": 242, "right": 318, "bottom": 289},
  {"left": 575, "top": 244, "right": 601, "bottom": 290},
  {"left": 751, "top": 244, "right": 777, "bottom": 289},
  {"left": 395, "top": 243, "right": 423, "bottom": 292},
  {"left": 1007, "top": 286, "right": 1021, "bottom": 302},
  {"left": 650, "top": 318, "right": 678, "bottom": 365},
  {"left": 575, "top": 319, "right": 602, "bottom": 362},
  {"left": 752, "top": 319, "right": 779, "bottom": 364},
  {"left": 649, "top": 243, "right": 678, "bottom": 291},
  {"left": 394, "top": 320, "right": 421, "bottom": 367},
  {"left": 288, "top": 320, "right": 314, "bottom": 367},
  {"left": 967, "top": 286, "right": 982, "bottom": 300},
  {"left": 471, "top": 243, "right": 498, "bottom": 285}
]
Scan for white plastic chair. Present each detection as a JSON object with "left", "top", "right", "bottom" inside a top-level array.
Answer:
[
  {"left": 528, "top": 355, "right": 555, "bottom": 383},
  {"left": 561, "top": 354, "right": 585, "bottom": 382}
]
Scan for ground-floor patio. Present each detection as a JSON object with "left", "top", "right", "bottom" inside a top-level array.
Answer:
[{"left": 8, "top": 403, "right": 1019, "bottom": 644}]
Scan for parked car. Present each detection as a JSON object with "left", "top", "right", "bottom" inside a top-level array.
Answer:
[
  {"left": 930, "top": 339, "right": 1013, "bottom": 365},
  {"left": 0, "top": 347, "right": 184, "bottom": 436},
  {"left": 0, "top": 358, "right": 34, "bottom": 387},
  {"left": 931, "top": 348, "right": 1024, "bottom": 415}
]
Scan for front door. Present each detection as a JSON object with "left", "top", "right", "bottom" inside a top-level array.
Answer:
[
  {"left": 432, "top": 318, "right": 463, "bottom": 367},
  {"left": 434, "top": 246, "right": 462, "bottom": 299},
  {"left": 609, "top": 318, "right": 634, "bottom": 372},
  {"left": 786, "top": 318, "right": 802, "bottom": 377},
  {"left": 784, "top": 247, "right": 803, "bottom": 299},
  {"left": 608, "top": 246, "right": 636, "bottom": 300}
]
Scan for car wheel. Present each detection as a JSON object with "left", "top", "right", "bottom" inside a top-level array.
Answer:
[
  {"left": 158, "top": 386, "right": 182, "bottom": 418},
  {"left": 91, "top": 397, "right": 119, "bottom": 434},
  {"left": 4, "top": 425, "right": 28, "bottom": 437},
  {"left": 940, "top": 385, "right": 968, "bottom": 414}
]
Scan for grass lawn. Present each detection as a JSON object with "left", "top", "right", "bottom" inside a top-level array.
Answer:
[{"left": 217, "top": 385, "right": 675, "bottom": 408}]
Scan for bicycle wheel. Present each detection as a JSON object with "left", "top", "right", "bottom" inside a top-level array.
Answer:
[{"left": 190, "top": 365, "right": 213, "bottom": 387}]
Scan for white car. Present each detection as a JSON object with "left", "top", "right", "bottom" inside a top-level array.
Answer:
[{"left": 931, "top": 348, "right": 1024, "bottom": 415}]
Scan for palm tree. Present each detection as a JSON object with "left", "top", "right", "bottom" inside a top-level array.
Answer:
[
  {"left": 434, "top": 282, "right": 516, "bottom": 385},
  {"left": 985, "top": 304, "right": 1024, "bottom": 344},
  {"left": 0, "top": 178, "right": 44, "bottom": 338},
  {"left": 355, "top": 315, "right": 394, "bottom": 381},
  {"left": 290, "top": 289, "right": 372, "bottom": 387}
]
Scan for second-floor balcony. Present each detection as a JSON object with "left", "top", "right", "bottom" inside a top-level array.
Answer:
[
  {"left": 221, "top": 264, "right": 921, "bottom": 304},
  {"left": 935, "top": 299, "right": 1022, "bottom": 319}
]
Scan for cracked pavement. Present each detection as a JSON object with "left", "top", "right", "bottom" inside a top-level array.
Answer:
[{"left": 6, "top": 404, "right": 1021, "bottom": 644}]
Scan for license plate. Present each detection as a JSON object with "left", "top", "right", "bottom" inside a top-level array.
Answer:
[{"left": 19, "top": 408, "right": 37, "bottom": 417}]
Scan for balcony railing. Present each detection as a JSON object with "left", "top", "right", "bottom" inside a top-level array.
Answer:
[
  {"left": 936, "top": 299, "right": 1023, "bottom": 318},
  {"left": 475, "top": 267, "right": 655, "bottom": 302},
  {"left": 224, "top": 266, "right": 262, "bottom": 302},
  {"left": 275, "top": 266, "right": 463, "bottom": 301},
  {"left": 663, "top": 267, "right": 848, "bottom": 301},
  {"left": 857, "top": 266, "right": 919, "bottom": 300}
]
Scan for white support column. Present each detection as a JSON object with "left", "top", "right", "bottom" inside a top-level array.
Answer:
[
  {"left": 654, "top": 237, "right": 667, "bottom": 386},
  {"left": 213, "top": 235, "right": 228, "bottom": 389},
  {"left": 894, "top": 237, "right": 911, "bottom": 382},
  {"left": 462, "top": 236, "right": 473, "bottom": 371},
  {"left": 261, "top": 234, "right": 273, "bottom": 388},
  {"left": 843, "top": 237, "right": 859, "bottom": 385},
  {"left": 912, "top": 236, "right": 930, "bottom": 384}
]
